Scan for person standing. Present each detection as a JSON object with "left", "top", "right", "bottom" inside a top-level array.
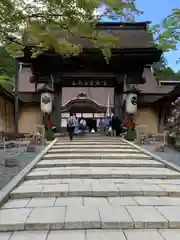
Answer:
[
  {"left": 115, "top": 116, "right": 122, "bottom": 137},
  {"left": 74, "top": 115, "right": 79, "bottom": 136},
  {"left": 80, "top": 117, "right": 87, "bottom": 135},
  {"left": 67, "top": 113, "right": 76, "bottom": 141},
  {"left": 111, "top": 116, "right": 116, "bottom": 136}
]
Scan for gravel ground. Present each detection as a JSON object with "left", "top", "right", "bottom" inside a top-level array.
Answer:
[
  {"left": 138, "top": 143, "right": 180, "bottom": 167},
  {"left": 0, "top": 145, "right": 45, "bottom": 190}
]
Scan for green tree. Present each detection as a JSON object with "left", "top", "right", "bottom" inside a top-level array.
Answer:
[
  {"left": 150, "top": 8, "right": 180, "bottom": 56},
  {"left": 153, "top": 55, "right": 180, "bottom": 81},
  {"left": 0, "top": 45, "right": 16, "bottom": 90},
  {"left": 0, "top": 0, "right": 142, "bottom": 61}
]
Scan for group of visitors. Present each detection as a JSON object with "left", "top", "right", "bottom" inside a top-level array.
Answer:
[
  {"left": 67, "top": 113, "right": 123, "bottom": 141},
  {"left": 99, "top": 116, "right": 122, "bottom": 137},
  {"left": 67, "top": 113, "right": 87, "bottom": 141}
]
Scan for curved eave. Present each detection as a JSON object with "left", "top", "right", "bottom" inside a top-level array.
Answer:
[{"left": 61, "top": 98, "right": 106, "bottom": 113}]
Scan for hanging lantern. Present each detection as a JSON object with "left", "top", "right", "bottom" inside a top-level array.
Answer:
[
  {"left": 124, "top": 88, "right": 140, "bottom": 114},
  {"left": 38, "top": 87, "right": 54, "bottom": 114}
]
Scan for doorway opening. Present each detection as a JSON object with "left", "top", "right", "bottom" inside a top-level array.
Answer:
[{"left": 85, "top": 118, "right": 97, "bottom": 132}]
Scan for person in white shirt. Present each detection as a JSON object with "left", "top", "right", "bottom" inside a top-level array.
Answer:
[{"left": 80, "top": 118, "right": 87, "bottom": 135}]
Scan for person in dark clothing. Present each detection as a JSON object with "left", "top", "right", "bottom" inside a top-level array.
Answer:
[
  {"left": 111, "top": 116, "right": 116, "bottom": 136},
  {"left": 115, "top": 116, "right": 122, "bottom": 137}
]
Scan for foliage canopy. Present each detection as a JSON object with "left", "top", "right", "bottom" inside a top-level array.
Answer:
[
  {"left": 150, "top": 8, "right": 180, "bottom": 53},
  {"left": 0, "top": 0, "right": 142, "bottom": 61},
  {"left": 0, "top": 45, "right": 16, "bottom": 90}
]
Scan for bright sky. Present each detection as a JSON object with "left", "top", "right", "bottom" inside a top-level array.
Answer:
[
  {"left": 136, "top": 0, "right": 180, "bottom": 72},
  {"left": 102, "top": 0, "right": 180, "bottom": 72}
]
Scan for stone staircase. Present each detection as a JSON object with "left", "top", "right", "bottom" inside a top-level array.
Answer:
[{"left": 1, "top": 137, "right": 180, "bottom": 239}]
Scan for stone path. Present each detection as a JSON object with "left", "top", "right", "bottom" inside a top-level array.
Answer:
[
  {"left": 0, "top": 146, "right": 45, "bottom": 190},
  {"left": 1, "top": 137, "right": 180, "bottom": 239},
  {"left": 139, "top": 143, "right": 180, "bottom": 167}
]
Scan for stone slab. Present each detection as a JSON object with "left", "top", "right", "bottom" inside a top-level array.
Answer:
[
  {"left": 42, "top": 184, "right": 69, "bottom": 197},
  {"left": 20, "top": 179, "right": 63, "bottom": 186},
  {"left": 99, "top": 206, "right": 133, "bottom": 229},
  {"left": 158, "top": 184, "right": 180, "bottom": 197},
  {"left": 27, "top": 197, "right": 56, "bottom": 207},
  {"left": 0, "top": 208, "right": 32, "bottom": 231},
  {"left": 144, "top": 179, "right": 180, "bottom": 185},
  {"left": 156, "top": 206, "right": 180, "bottom": 228},
  {"left": 83, "top": 198, "right": 110, "bottom": 207},
  {"left": 11, "top": 186, "right": 44, "bottom": 199},
  {"left": 25, "top": 207, "right": 66, "bottom": 230},
  {"left": 124, "top": 229, "right": 164, "bottom": 240},
  {"left": 126, "top": 206, "right": 168, "bottom": 229},
  {"left": 65, "top": 206, "right": 101, "bottom": 229},
  {"left": 10, "top": 231, "right": 48, "bottom": 240},
  {"left": 108, "top": 197, "right": 138, "bottom": 206},
  {"left": 0, "top": 232, "right": 12, "bottom": 240},
  {"left": 159, "top": 229, "right": 180, "bottom": 240},
  {"left": 69, "top": 183, "right": 92, "bottom": 196},
  {"left": 134, "top": 197, "right": 180, "bottom": 206},
  {"left": 47, "top": 230, "right": 85, "bottom": 240},
  {"left": 86, "top": 229, "right": 126, "bottom": 240},
  {"left": 92, "top": 182, "right": 119, "bottom": 197},
  {"left": 2, "top": 199, "right": 30, "bottom": 209},
  {"left": 55, "top": 197, "right": 83, "bottom": 207}
]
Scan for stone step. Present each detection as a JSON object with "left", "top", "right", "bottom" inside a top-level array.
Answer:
[
  {"left": 0, "top": 229, "right": 179, "bottom": 240},
  {"left": 56, "top": 140, "right": 127, "bottom": 144},
  {"left": 19, "top": 178, "right": 180, "bottom": 186},
  {"left": 25, "top": 167, "right": 180, "bottom": 180},
  {"left": 0, "top": 204, "right": 180, "bottom": 231},
  {"left": 43, "top": 153, "right": 151, "bottom": 159},
  {"left": 10, "top": 181, "right": 180, "bottom": 198},
  {"left": 52, "top": 144, "right": 134, "bottom": 149},
  {"left": 48, "top": 148, "right": 141, "bottom": 154},
  {"left": 4, "top": 196, "right": 180, "bottom": 209},
  {"left": 36, "top": 159, "right": 164, "bottom": 168}
]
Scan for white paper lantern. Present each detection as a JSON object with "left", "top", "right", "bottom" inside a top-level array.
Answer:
[
  {"left": 40, "top": 92, "right": 53, "bottom": 114},
  {"left": 125, "top": 93, "right": 137, "bottom": 114}
]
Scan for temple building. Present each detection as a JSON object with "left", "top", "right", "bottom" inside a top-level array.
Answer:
[{"left": 15, "top": 21, "right": 174, "bottom": 134}]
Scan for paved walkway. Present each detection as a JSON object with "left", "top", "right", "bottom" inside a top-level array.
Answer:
[
  {"left": 0, "top": 146, "right": 45, "bottom": 190},
  {"left": 139, "top": 143, "right": 180, "bottom": 167},
  {"left": 0, "top": 137, "right": 180, "bottom": 239}
]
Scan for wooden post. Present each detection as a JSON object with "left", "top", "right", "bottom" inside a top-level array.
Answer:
[{"left": 14, "top": 61, "right": 20, "bottom": 133}]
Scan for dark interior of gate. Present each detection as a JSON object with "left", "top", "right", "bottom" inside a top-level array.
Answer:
[{"left": 19, "top": 22, "right": 162, "bottom": 132}]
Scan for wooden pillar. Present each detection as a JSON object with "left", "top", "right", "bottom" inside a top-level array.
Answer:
[
  {"left": 52, "top": 86, "right": 62, "bottom": 132},
  {"left": 14, "top": 61, "right": 20, "bottom": 133},
  {"left": 114, "top": 84, "right": 124, "bottom": 121}
]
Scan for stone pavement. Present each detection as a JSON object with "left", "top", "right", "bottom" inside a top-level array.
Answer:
[
  {"left": 1, "top": 137, "right": 180, "bottom": 239},
  {"left": 0, "top": 146, "right": 45, "bottom": 190},
  {"left": 139, "top": 143, "right": 180, "bottom": 167}
]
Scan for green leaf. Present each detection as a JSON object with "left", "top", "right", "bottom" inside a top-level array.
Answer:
[{"left": 0, "top": 0, "right": 143, "bottom": 61}]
